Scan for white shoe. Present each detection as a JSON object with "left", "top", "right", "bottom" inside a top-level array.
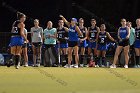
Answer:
[
  {"left": 95, "top": 65, "right": 99, "bottom": 68},
  {"left": 64, "top": 64, "right": 72, "bottom": 68},
  {"left": 73, "top": 64, "right": 78, "bottom": 68},
  {"left": 24, "top": 63, "right": 28, "bottom": 67},
  {"left": 15, "top": 66, "right": 19, "bottom": 69},
  {"left": 36, "top": 64, "right": 40, "bottom": 67},
  {"left": 80, "top": 64, "right": 84, "bottom": 67},
  {"left": 110, "top": 64, "right": 116, "bottom": 68},
  {"left": 124, "top": 65, "right": 128, "bottom": 68}
]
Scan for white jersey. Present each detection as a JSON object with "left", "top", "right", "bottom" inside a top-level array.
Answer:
[{"left": 31, "top": 27, "right": 43, "bottom": 43}]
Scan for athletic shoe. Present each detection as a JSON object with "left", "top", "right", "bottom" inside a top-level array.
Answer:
[
  {"left": 110, "top": 64, "right": 116, "bottom": 68},
  {"left": 80, "top": 64, "right": 84, "bottom": 67},
  {"left": 64, "top": 64, "right": 72, "bottom": 68},
  {"left": 6, "top": 59, "right": 12, "bottom": 67},
  {"left": 133, "top": 65, "right": 138, "bottom": 68},
  {"left": 95, "top": 65, "right": 99, "bottom": 68},
  {"left": 124, "top": 65, "right": 128, "bottom": 68},
  {"left": 24, "top": 63, "right": 28, "bottom": 67},
  {"left": 73, "top": 64, "right": 78, "bottom": 68},
  {"left": 101, "top": 65, "right": 105, "bottom": 68},
  {"left": 36, "top": 64, "right": 40, "bottom": 67},
  {"left": 15, "top": 65, "right": 19, "bottom": 69},
  {"left": 137, "top": 65, "right": 140, "bottom": 68}
]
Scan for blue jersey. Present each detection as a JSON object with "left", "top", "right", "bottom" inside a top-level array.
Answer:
[
  {"left": 88, "top": 26, "right": 98, "bottom": 40},
  {"left": 68, "top": 26, "right": 78, "bottom": 41},
  {"left": 98, "top": 32, "right": 107, "bottom": 45},
  {"left": 135, "top": 27, "right": 140, "bottom": 40},
  {"left": 11, "top": 20, "right": 21, "bottom": 36},
  {"left": 119, "top": 27, "right": 128, "bottom": 39},
  {"left": 79, "top": 27, "right": 86, "bottom": 39}
]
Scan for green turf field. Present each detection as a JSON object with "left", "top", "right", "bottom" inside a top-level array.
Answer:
[{"left": 0, "top": 67, "right": 140, "bottom": 93}]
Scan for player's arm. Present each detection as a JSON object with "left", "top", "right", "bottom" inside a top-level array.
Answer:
[
  {"left": 118, "top": 27, "right": 121, "bottom": 40},
  {"left": 76, "top": 26, "right": 83, "bottom": 37},
  {"left": 95, "top": 31, "right": 100, "bottom": 42},
  {"left": 87, "top": 27, "right": 91, "bottom": 41},
  {"left": 59, "top": 15, "right": 70, "bottom": 27},
  {"left": 126, "top": 26, "right": 130, "bottom": 39},
  {"left": 40, "top": 28, "right": 44, "bottom": 42},
  {"left": 106, "top": 32, "right": 115, "bottom": 42},
  {"left": 64, "top": 27, "right": 69, "bottom": 32},
  {"left": 19, "top": 23, "right": 28, "bottom": 43},
  {"left": 82, "top": 27, "right": 88, "bottom": 40}
]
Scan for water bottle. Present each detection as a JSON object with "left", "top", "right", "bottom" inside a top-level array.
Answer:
[{"left": 106, "top": 61, "right": 110, "bottom": 68}]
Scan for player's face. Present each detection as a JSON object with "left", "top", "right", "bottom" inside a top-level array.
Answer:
[
  {"left": 34, "top": 21, "right": 39, "bottom": 26},
  {"left": 121, "top": 19, "right": 126, "bottom": 26},
  {"left": 100, "top": 24, "right": 106, "bottom": 31},
  {"left": 79, "top": 20, "right": 84, "bottom": 26},
  {"left": 126, "top": 22, "right": 131, "bottom": 28},
  {"left": 47, "top": 21, "right": 53, "bottom": 28},
  {"left": 59, "top": 20, "right": 64, "bottom": 27},
  {"left": 136, "top": 19, "right": 140, "bottom": 26},
  {"left": 20, "top": 15, "right": 26, "bottom": 22},
  {"left": 71, "top": 20, "right": 76, "bottom": 25},
  {"left": 91, "top": 21, "right": 96, "bottom": 26}
]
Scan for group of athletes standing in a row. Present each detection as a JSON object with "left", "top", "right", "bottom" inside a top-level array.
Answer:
[{"left": 8, "top": 12, "right": 140, "bottom": 69}]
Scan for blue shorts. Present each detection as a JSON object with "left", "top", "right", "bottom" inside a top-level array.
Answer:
[
  {"left": 79, "top": 40, "right": 87, "bottom": 48},
  {"left": 60, "top": 43, "right": 68, "bottom": 48},
  {"left": 10, "top": 36, "right": 24, "bottom": 47},
  {"left": 88, "top": 41, "right": 96, "bottom": 48},
  {"left": 134, "top": 39, "right": 140, "bottom": 48},
  {"left": 97, "top": 44, "right": 108, "bottom": 51}
]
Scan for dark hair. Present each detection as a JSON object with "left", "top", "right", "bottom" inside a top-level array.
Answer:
[
  {"left": 17, "top": 12, "right": 26, "bottom": 20},
  {"left": 121, "top": 18, "right": 126, "bottom": 22},
  {"left": 91, "top": 19, "right": 96, "bottom": 22}
]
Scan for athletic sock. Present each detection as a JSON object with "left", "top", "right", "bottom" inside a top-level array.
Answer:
[
  {"left": 96, "top": 57, "right": 100, "bottom": 65},
  {"left": 72, "top": 55, "right": 75, "bottom": 65},
  {"left": 15, "top": 55, "right": 21, "bottom": 66},
  {"left": 64, "top": 55, "right": 68, "bottom": 64},
  {"left": 136, "top": 56, "right": 139, "bottom": 65},
  {"left": 87, "top": 55, "right": 91, "bottom": 65},
  {"left": 80, "top": 55, "right": 84, "bottom": 64},
  {"left": 102, "top": 57, "right": 106, "bottom": 66}
]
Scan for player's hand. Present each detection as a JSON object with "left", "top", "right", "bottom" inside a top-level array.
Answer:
[
  {"left": 25, "top": 39, "right": 29, "bottom": 43},
  {"left": 59, "top": 15, "right": 63, "bottom": 18}
]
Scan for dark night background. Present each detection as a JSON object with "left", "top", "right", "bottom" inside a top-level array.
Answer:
[
  {"left": 0, "top": 0, "right": 140, "bottom": 51},
  {"left": 0, "top": 0, "right": 140, "bottom": 32}
]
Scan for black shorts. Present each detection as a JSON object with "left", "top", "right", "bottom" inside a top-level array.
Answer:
[
  {"left": 68, "top": 41, "right": 78, "bottom": 47},
  {"left": 32, "top": 42, "right": 42, "bottom": 48},
  {"left": 22, "top": 43, "right": 28, "bottom": 48},
  {"left": 118, "top": 39, "right": 129, "bottom": 47}
]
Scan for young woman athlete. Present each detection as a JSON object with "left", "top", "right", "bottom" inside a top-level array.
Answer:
[{"left": 60, "top": 15, "right": 83, "bottom": 68}]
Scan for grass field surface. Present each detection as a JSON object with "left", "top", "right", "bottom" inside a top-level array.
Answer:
[{"left": 0, "top": 67, "right": 140, "bottom": 93}]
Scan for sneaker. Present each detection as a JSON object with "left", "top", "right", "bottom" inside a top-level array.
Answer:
[
  {"left": 101, "top": 65, "right": 105, "bottom": 68},
  {"left": 110, "top": 64, "right": 116, "bottom": 68},
  {"left": 36, "top": 64, "right": 40, "bottom": 67},
  {"left": 137, "top": 65, "right": 140, "bottom": 68},
  {"left": 133, "top": 65, "right": 138, "bottom": 68},
  {"left": 64, "top": 64, "right": 72, "bottom": 68},
  {"left": 73, "top": 64, "right": 78, "bottom": 68},
  {"left": 15, "top": 65, "right": 19, "bottom": 69},
  {"left": 80, "top": 64, "right": 84, "bottom": 67},
  {"left": 124, "top": 65, "right": 128, "bottom": 68},
  {"left": 24, "top": 63, "right": 28, "bottom": 67},
  {"left": 95, "top": 65, "right": 99, "bottom": 68}
]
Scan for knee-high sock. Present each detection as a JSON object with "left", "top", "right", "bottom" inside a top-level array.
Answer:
[
  {"left": 80, "top": 55, "right": 84, "bottom": 64},
  {"left": 64, "top": 55, "right": 68, "bottom": 64},
  {"left": 102, "top": 57, "right": 106, "bottom": 66},
  {"left": 136, "top": 56, "right": 140, "bottom": 65},
  {"left": 15, "top": 55, "right": 21, "bottom": 66}
]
